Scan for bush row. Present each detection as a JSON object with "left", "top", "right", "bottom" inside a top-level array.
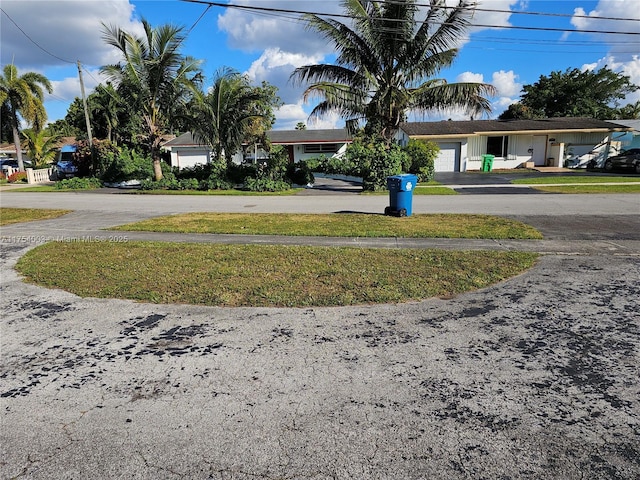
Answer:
[
  {"left": 301, "top": 137, "right": 438, "bottom": 190},
  {"left": 62, "top": 135, "right": 437, "bottom": 192}
]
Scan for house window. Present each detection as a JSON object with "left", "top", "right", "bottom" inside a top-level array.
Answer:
[
  {"left": 304, "top": 144, "right": 338, "bottom": 154},
  {"left": 486, "top": 136, "right": 509, "bottom": 157}
]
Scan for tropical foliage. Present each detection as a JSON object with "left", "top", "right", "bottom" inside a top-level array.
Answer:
[
  {"left": 100, "top": 19, "right": 203, "bottom": 180},
  {"left": 500, "top": 67, "right": 639, "bottom": 120},
  {"left": 0, "top": 64, "right": 52, "bottom": 170},
  {"left": 21, "top": 128, "right": 60, "bottom": 167},
  {"left": 191, "top": 68, "right": 282, "bottom": 167},
  {"left": 291, "top": 0, "right": 496, "bottom": 139},
  {"left": 403, "top": 138, "right": 439, "bottom": 182}
]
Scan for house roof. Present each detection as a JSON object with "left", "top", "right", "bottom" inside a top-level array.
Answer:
[
  {"left": 163, "top": 129, "right": 353, "bottom": 148},
  {"left": 0, "top": 143, "right": 25, "bottom": 154},
  {"left": 400, "top": 118, "right": 631, "bottom": 138},
  {"left": 163, "top": 132, "right": 200, "bottom": 147},
  {"left": 267, "top": 128, "right": 352, "bottom": 144},
  {"left": 609, "top": 119, "right": 640, "bottom": 133}
]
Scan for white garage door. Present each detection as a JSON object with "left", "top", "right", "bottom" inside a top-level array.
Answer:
[
  {"left": 434, "top": 143, "right": 461, "bottom": 172},
  {"left": 176, "top": 150, "right": 209, "bottom": 169}
]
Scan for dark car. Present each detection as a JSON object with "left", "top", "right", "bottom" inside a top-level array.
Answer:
[
  {"left": 53, "top": 160, "right": 78, "bottom": 180},
  {"left": 603, "top": 148, "right": 640, "bottom": 174},
  {"left": 0, "top": 158, "right": 33, "bottom": 173}
]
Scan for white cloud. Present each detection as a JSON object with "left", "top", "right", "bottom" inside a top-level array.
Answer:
[
  {"left": 456, "top": 71, "right": 484, "bottom": 83},
  {"left": 491, "top": 70, "right": 522, "bottom": 97},
  {"left": 1, "top": 0, "right": 143, "bottom": 70},
  {"left": 47, "top": 68, "right": 106, "bottom": 102},
  {"left": 570, "top": 1, "right": 640, "bottom": 60},
  {"left": 217, "top": 1, "right": 339, "bottom": 56},
  {"left": 245, "top": 48, "right": 324, "bottom": 105},
  {"left": 456, "top": 69, "right": 523, "bottom": 118},
  {"left": 272, "top": 102, "right": 342, "bottom": 130},
  {"left": 273, "top": 105, "right": 307, "bottom": 130}
]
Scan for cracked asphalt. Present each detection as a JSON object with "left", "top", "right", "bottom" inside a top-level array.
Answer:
[{"left": 1, "top": 187, "right": 639, "bottom": 479}]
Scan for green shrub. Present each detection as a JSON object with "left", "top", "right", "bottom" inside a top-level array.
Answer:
[
  {"left": 199, "top": 176, "right": 233, "bottom": 191},
  {"left": 178, "top": 178, "right": 199, "bottom": 190},
  {"left": 403, "top": 139, "right": 438, "bottom": 182},
  {"left": 102, "top": 147, "right": 154, "bottom": 183},
  {"left": 140, "top": 173, "right": 178, "bottom": 190},
  {"left": 288, "top": 162, "right": 315, "bottom": 185},
  {"left": 175, "top": 164, "right": 212, "bottom": 181},
  {"left": 265, "top": 145, "right": 290, "bottom": 181},
  {"left": 303, "top": 157, "right": 323, "bottom": 172},
  {"left": 344, "top": 135, "right": 405, "bottom": 191},
  {"left": 55, "top": 177, "right": 102, "bottom": 190},
  {"left": 243, "top": 177, "right": 291, "bottom": 192},
  {"left": 226, "top": 163, "right": 257, "bottom": 184}
]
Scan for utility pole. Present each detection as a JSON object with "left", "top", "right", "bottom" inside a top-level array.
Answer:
[{"left": 77, "top": 60, "right": 93, "bottom": 147}]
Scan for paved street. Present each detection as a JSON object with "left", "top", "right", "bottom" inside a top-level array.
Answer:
[{"left": 1, "top": 186, "right": 639, "bottom": 479}]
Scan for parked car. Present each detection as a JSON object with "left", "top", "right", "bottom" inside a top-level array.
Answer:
[
  {"left": 0, "top": 158, "right": 33, "bottom": 173},
  {"left": 603, "top": 148, "right": 640, "bottom": 174},
  {"left": 52, "top": 160, "right": 78, "bottom": 180}
]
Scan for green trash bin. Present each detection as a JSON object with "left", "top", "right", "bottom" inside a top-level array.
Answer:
[{"left": 481, "top": 154, "right": 494, "bottom": 172}]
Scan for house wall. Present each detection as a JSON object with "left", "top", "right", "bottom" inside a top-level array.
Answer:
[
  {"left": 170, "top": 148, "right": 210, "bottom": 169},
  {"left": 287, "top": 143, "right": 349, "bottom": 163},
  {"left": 169, "top": 142, "right": 350, "bottom": 169},
  {"left": 465, "top": 132, "right": 614, "bottom": 170}
]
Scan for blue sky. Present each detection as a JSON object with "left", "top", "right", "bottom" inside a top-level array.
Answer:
[{"left": 1, "top": 0, "right": 639, "bottom": 130}]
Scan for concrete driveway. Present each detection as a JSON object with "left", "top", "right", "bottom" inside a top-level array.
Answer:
[{"left": 1, "top": 190, "right": 639, "bottom": 479}]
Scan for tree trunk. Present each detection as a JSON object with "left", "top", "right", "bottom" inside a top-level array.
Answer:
[
  {"left": 153, "top": 158, "right": 163, "bottom": 181},
  {"left": 11, "top": 122, "right": 24, "bottom": 171}
]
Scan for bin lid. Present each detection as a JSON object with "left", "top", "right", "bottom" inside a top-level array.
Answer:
[{"left": 387, "top": 174, "right": 417, "bottom": 190}]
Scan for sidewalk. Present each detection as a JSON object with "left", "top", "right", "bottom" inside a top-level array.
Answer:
[{"left": 2, "top": 211, "right": 640, "bottom": 256}]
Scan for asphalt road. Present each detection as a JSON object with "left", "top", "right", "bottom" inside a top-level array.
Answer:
[{"left": 1, "top": 188, "right": 639, "bottom": 479}]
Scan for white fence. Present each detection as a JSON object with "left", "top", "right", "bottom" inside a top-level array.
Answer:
[
  {"left": 3, "top": 166, "right": 52, "bottom": 184},
  {"left": 26, "top": 168, "right": 53, "bottom": 184}
]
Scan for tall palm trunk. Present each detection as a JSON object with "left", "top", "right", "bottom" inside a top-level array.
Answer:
[{"left": 10, "top": 113, "right": 25, "bottom": 171}]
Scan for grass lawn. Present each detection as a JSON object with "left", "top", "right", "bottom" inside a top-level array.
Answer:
[
  {"left": 134, "top": 188, "right": 302, "bottom": 195},
  {"left": 511, "top": 175, "right": 640, "bottom": 184},
  {"left": 2, "top": 185, "right": 60, "bottom": 192},
  {"left": 112, "top": 213, "right": 543, "bottom": 239},
  {"left": 413, "top": 186, "right": 458, "bottom": 195},
  {"left": 16, "top": 241, "right": 538, "bottom": 307},
  {"left": 530, "top": 184, "right": 640, "bottom": 194},
  {"left": 0, "top": 207, "right": 71, "bottom": 226}
]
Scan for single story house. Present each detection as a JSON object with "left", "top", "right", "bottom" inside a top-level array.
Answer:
[
  {"left": 163, "top": 129, "right": 353, "bottom": 169},
  {"left": 397, "top": 118, "right": 631, "bottom": 172},
  {"left": 0, "top": 143, "right": 27, "bottom": 161}
]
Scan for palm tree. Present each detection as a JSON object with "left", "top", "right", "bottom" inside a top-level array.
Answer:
[
  {"left": 191, "top": 68, "right": 275, "bottom": 167},
  {"left": 291, "top": 0, "right": 496, "bottom": 139},
  {"left": 89, "top": 83, "right": 121, "bottom": 143},
  {"left": 0, "top": 64, "right": 52, "bottom": 170},
  {"left": 22, "top": 129, "right": 60, "bottom": 168},
  {"left": 100, "top": 19, "right": 202, "bottom": 180}
]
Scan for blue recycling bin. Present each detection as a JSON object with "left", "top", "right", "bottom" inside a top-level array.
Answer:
[{"left": 385, "top": 174, "right": 418, "bottom": 217}]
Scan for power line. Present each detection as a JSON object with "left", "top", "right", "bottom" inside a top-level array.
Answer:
[
  {"left": 181, "top": 0, "right": 640, "bottom": 36},
  {"left": 0, "top": 8, "right": 75, "bottom": 64},
  {"left": 393, "top": 0, "right": 638, "bottom": 23}
]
